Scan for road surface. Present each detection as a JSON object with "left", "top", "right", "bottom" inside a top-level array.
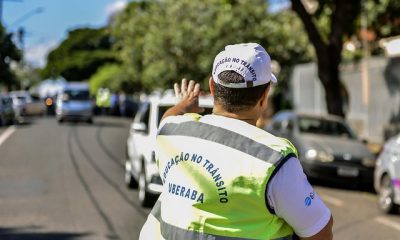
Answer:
[{"left": 0, "top": 117, "right": 399, "bottom": 240}]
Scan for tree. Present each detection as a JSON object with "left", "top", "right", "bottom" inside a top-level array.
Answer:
[
  {"left": 0, "top": 24, "right": 22, "bottom": 90},
  {"left": 112, "top": 0, "right": 312, "bottom": 95},
  {"left": 42, "top": 27, "right": 116, "bottom": 81},
  {"left": 290, "top": 0, "right": 365, "bottom": 118},
  {"left": 89, "top": 63, "right": 137, "bottom": 93}
]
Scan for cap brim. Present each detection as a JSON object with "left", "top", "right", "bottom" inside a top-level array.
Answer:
[{"left": 271, "top": 73, "right": 277, "bottom": 83}]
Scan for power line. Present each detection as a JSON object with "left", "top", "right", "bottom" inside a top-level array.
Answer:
[
  {"left": 0, "top": 0, "right": 23, "bottom": 24},
  {"left": 11, "top": 6, "right": 43, "bottom": 27}
]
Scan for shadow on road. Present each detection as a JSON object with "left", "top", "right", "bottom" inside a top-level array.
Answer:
[
  {"left": 61, "top": 118, "right": 129, "bottom": 129},
  {"left": 0, "top": 226, "right": 92, "bottom": 240}
]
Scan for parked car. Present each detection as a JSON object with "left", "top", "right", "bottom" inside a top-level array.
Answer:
[
  {"left": 0, "top": 94, "right": 15, "bottom": 126},
  {"left": 56, "top": 82, "right": 93, "bottom": 123},
  {"left": 265, "top": 111, "right": 375, "bottom": 186},
  {"left": 374, "top": 133, "right": 400, "bottom": 214},
  {"left": 9, "top": 91, "right": 45, "bottom": 117},
  {"left": 124, "top": 92, "right": 213, "bottom": 207}
]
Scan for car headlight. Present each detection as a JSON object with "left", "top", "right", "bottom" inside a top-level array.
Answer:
[
  {"left": 305, "top": 149, "right": 317, "bottom": 160},
  {"left": 318, "top": 151, "right": 334, "bottom": 162},
  {"left": 361, "top": 158, "right": 375, "bottom": 167},
  {"left": 305, "top": 149, "right": 334, "bottom": 162}
]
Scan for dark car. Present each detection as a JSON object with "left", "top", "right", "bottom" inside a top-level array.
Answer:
[
  {"left": 0, "top": 94, "right": 16, "bottom": 126},
  {"left": 265, "top": 111, "right": 375, "bottom": 186}
]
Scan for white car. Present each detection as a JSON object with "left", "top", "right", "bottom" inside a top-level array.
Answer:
[
  {"left": 125, "top": 92, "right": 213, "bottom": 207},
  {"left": 374, "top": 133, "right": 400, "bottom": 214}
]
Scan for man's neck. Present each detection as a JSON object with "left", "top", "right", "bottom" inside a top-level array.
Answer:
[{"left": 212, "top": 105, "right": 260, "bottom": 126}]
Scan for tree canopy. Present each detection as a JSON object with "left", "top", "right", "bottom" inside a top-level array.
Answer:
[
  {"left": 0, "top": 24, "right": 22, "bottom": 90},
  {"left": 39, "top": 0, "right": 399, "bottom": 115},
  {"left": 112, "top": 0, "right": 312, "bottom": 94},
  {"left": 41, "top": 27, "right": 116, "bottom": 81}
]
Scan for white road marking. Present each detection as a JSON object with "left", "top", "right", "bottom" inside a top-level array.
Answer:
[
  {"left": 375, "top": 216, "right": 400, "bottom": 232},
  {"left": 319, "top": 194, "right": 344, "bottom": 207},
  {"left": 0, "top": 126, "right": 16, "bottom": 147}
]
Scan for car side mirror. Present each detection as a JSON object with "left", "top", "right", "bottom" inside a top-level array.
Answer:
[{"left": 132, "top": 122, "right": 147, "bottom": 133}]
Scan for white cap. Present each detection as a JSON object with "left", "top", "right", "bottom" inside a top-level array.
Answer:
[{"left": 212, "top": 43, "right": 277, "bottom": 88}]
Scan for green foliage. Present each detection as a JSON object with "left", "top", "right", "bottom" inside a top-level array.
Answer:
[
  {"left": 89, "top": 63, "right": 134, "bottom": 94},
  {"left": 112, "top": 0, "right": 312, "bottom": 95},
  {"left": 365, "top": 0, "right": 400, "bottom": 38},
  {"left": 0, "top": 24, "right": 22, "bottom": 90},
  {"left": 41, "top": 27, "right": 116, "bottom": 81}
]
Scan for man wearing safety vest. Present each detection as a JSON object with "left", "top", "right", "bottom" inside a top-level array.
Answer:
[{"left": 140, "top": 43, "right": 333, "bottom": 240}]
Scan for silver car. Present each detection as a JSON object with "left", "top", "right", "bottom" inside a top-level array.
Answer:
[
  {"left": 374, "top": 133, "right": 400, "bottom": 214},
  {"left": 56, "top": 83, "right": 93, "bottom": 123},
  {"left": 265, "top": 111, "right": 375, "bottom": 186}
]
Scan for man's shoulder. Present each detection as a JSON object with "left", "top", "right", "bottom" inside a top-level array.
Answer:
[{"left": 253, "top": 130, "right": 298, "bottom": 157}]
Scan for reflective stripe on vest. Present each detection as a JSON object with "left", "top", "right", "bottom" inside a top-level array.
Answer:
[
  {"left": 149, "top": 200, "right": 296, "bottom": 240},
  {"left": 159, "top": 121, "right": 284, "bottom": 166}
]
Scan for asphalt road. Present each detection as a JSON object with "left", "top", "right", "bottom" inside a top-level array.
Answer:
[
  {"left": 0, "top": 117, "right": 400, "bottom": 240},
  {"left": 0, "top": 117, "right": 150, "bottom": 240}
]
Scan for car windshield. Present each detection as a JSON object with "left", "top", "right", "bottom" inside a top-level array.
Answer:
[
  {"left": 298, "top": 116, "right": 356, "bottom": 139},
  {"left": 64, "top": 89, "right": 90, "bottom": 101}
]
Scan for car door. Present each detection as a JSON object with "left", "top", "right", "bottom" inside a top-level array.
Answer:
[{"left": 129, "top": 103, "right": 151, "bottom": 178}]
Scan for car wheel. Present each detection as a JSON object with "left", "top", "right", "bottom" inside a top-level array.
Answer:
[
  {"left": 87, "top": 118, "right": 93, "bottom": 124},
  {"left": 0, "top": 116, "right": 4, "bottom": 126},
  {"left": 379, "top": 174, "right": 398, "bottom": 214},
  {"left": 58, "top": 118, "right": 64, "bottom": 124},
  {"left": 125, "top": 166, "right": 138, "bottom": 189},
  {"left": 124, "top": 147, "right": 138, "bottom": 188},
  {"left": 138, "top": 168, "right": 155, "bottom": 207}
]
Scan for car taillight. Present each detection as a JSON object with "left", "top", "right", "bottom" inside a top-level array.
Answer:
[{"left": 45, "top": 98, "right": 53, "bottom": 106}]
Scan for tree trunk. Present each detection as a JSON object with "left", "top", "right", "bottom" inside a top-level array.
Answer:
[
  {"left": 317, "top": 49, "right": 345, "bottom": 118},
  {"left": 291, "top": 0, "right": 348, "bottom": 118}
]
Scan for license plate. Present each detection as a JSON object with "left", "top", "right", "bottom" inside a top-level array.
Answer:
[{"left": 337, "top": 167, "right": 359, "bottom": 177}]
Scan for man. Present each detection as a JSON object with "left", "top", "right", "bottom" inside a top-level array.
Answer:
[{"left": 140, "top": 43, "right": 333, "bottom": 240}]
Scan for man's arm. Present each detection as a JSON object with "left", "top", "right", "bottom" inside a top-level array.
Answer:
[
  {"left": 161, "top": 78, "right": 204, "bottom": 121},
  {"left": 300, "top": 215, "right": 333, "bottom": 240},
  {"left": 267, "top": 158, "right": 333, "bottom": 239}
]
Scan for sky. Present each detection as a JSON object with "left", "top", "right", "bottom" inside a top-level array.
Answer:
[
  {"left": 3, "top": 0, "right": 129, "bottom": 67},
  {"left": 2, "top": 0, "right": 288, "bottom": 68}
]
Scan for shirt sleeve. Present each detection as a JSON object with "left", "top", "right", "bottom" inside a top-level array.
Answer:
[{"left": 267, "top": 157, "right": 331, "bottom": 238}]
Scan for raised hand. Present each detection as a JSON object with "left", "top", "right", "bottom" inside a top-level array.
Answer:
[
  {"left": 161, "top": 78, "right": 204, "bottom": 121},
  {"left": 173, "top": 78, "right": 204, "bottom": 114}
]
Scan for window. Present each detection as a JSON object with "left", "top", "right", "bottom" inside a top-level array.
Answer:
[
  {"left": 272, "top": 121, "right": 282, "bottom": 131},
  {"left": 157, "top": 105, "right": 213, "bottom": 127},
  {"left": 64, "top": 89, "right": 90, "bottom": 101},
  {"left": 139, "top": 104, "right": 150, "bottom": 126},
  {"left": 298, "top": 117, "right": 355, "bottom": 139}
]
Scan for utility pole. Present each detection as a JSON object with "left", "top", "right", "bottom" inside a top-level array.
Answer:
[{"left": 0, "top": 0, "right": 22, "bottom": 25}]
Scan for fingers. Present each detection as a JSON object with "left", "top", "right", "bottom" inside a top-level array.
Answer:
[
  {"left": 187, "top": 80, "right": 195, "bottom": 94},
  {"left": 174, "top": 82, "right": 180, "bottom": 98},
  {"left": 181, "top": 78, "right": 188, "bottom": 94},
  {"left": 176, "top": 78, "right": 201, "bottom": 98},
  {"left": 193, "top": 83, "right": 201, "bottom": 96}
]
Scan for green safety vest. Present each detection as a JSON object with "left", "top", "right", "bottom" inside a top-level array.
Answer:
[
  {"left": 96, "top": 89, "right": 111, "bottom": 107},
  {"left": 140, "top": 114, "right": 299, "bottom": 240}
]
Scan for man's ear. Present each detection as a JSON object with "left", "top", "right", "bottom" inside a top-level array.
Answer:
[
  {"left": 209, "top": 77, "right": 215, "bottom": 96},
  {"left": 259, "top": 83, "right": 271, "bottom": 107}
]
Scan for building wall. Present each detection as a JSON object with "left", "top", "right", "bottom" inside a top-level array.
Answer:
[{"left": 291, "top": 57, "right": 400, "bottom": 143}]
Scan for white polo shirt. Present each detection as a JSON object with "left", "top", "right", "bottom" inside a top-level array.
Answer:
[{"left": 267, "top": 157, "right": 331, "bottom": 238}]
